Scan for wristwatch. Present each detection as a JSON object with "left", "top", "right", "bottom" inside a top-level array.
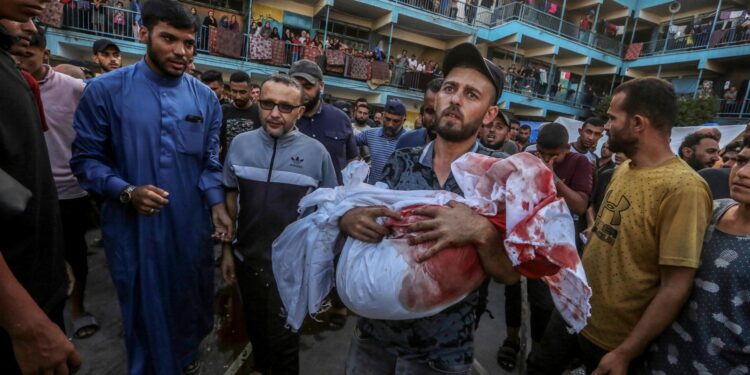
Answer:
[{"left": 119, "top": 185, "right": 136, "bottom": 204}]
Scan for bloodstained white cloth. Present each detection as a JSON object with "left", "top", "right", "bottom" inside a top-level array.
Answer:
[{"left": 272, "top": 153, "right": 591, "bottom": 331}]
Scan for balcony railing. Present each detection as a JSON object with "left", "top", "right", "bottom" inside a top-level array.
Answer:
[
  {"left": 55, "top": 3, "right": 441, "bottom": 92},
  {"left": 389, "top": 0, "right": 479, "bottom": 26},
  {"left": 504, "top": 75, "right": 585, "bottom": 109},
  {"left": 716, "top": 99, "right": 750, "bottom": 118},
  {"left": 639, "top": 27, "right": 750, "bottom": 58},
  {"left": 478, "top": 2, "right": 624, "bottom": 56}
]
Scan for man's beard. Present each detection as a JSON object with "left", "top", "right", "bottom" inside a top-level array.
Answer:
[
  {"left": 354, "top": 117, "right": 368, "bottom": 125},
  {"left": 607, "top": 133, "right": 637, "bottom": 156},
  {"left": 435, "top": 105, "right": 479, "bottom": 142},
  {"left": 383, "top": 126, "right": 401, "bottom": 138},
  {"left": 304, "top": 89, "right": 321, "bottom": 112},
  {"left": 146, "top": 42, "right": 186, "bottom": 77},
  {"left": 686, "top": 155, "right": 706, "bottom": 171}
]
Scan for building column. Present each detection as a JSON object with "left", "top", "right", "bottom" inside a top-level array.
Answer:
[
  {"left": 740, "top": 82, "right": 750, "bottom": 117},
  {"left": 628, "top": 16, "right": 638, "bottom": 45},
  {"left": 656, "top": 64, "right": 662, "bottom": 78},
  {"left": 386, "top": 22, "right": 394, "bottom": 60},
  {"left": 545, "top": 54, "right": 557, "bottom": 98},
  {"left": 619, "top": 16, "right": 630, "bottom": 55},
  {"left": 661, "top": 12, "right": 675, "bottom": 54},
  {"left": 512, "top": 41, "right": 519, "bottom": 64},
  {"left": 590, "top": 2, "right": 601, "bottom": 45},
  {"left": 557, "top": 0, "right": 567, "bottom": 33},
  {"left": 575, "top": 63, "right": 589, "bottom": 104},
  {"left": 693, "top": 68, "right": 704, "bottom": 99},
  {"left": 245, "top": 0, "right": 254, "bottom": 60},
  {"left": 323, "top": 5, "right": 331, "bottom": 47},
  {"left": 709, "top": 0, "right": 724, "bottom": 35},
  {"left": 609, "top": 72, "right": 618, "bottom": 96}
]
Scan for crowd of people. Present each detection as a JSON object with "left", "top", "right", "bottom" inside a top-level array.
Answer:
[{"left": 2, "top": 0, "right": 750, "bottom": 374}]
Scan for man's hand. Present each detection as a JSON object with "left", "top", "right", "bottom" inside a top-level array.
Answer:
[
  {"left": 339, "top": 206, "right": 402, "bottom": 243},
  {"left": 407, "top": 201, "right": 493, "bottom": 262},
  {"left": 592, "top": 349, "right": 631, "bottom": 375},
  {"left": 131, "top": 185, "right": 169, "bottom": 216},
  {"left": 211, "top": 203, "right": 234, "bottom": 242},
  {"left": 11, "top": 314, "right": 81, "bottom": 375},
  {"left": 221, "top": 246, "right": 236, "bottom": 285}
]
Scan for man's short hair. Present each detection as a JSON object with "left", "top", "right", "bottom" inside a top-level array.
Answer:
[
  {"left": 229, "top": 71, "right": 250, "bottom": 84},
  {"left": 261, "top": 74, "right": 304, "bottom": 105},
  {"left": 612, "top": 77, "right": 677, "bottom": 134},
  {"left": 28, "top": 26, "right": 46, "bottom": 49},
  {"left": 250, "top": 83, "right": 260, "bottom": 90},
  {"left": 723, "top": 141, "right": 742, "bottom": 156},
  {"left": 520, "top": 124, "right": 531, "bottom": 131},
  {"left": 537, "top": 122, "right": 569, "bottom": 149},
  {"left": 426, "top": 78, "right": 443, "bottom": 94},
  {"left": 582, "top": 117, "right": 605, "bottom": 128},
  {"left": 200, "top": 70, "right": 223, "bottom": 85},
  {"left": 679, "top": 131, "right": 720, "bottom": 158},
  {"left": 141, "top": 0, "right": 196, "bottom": 32},
  {"left": 355, "top": 97, "right": 368, "bottom": 104},
  {"left": 743, "top": 136, "right": 750, "bottom": 150}
]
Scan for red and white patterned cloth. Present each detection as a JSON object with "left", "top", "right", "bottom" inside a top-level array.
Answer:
[
  {"left": 325, "top": 49, "right": 345, "bottom": 66},
  {"left": 623, "top": 43, "right": 643, "bottom": 61},
  {"left": 347, "top": 56, "right": 369, "bottom": 80},
  {"left": 270, "top": 40, "right": 286, "bottom": 66},
  {"left": 248, "top": 36, "right": 272, "bottom": 61}
]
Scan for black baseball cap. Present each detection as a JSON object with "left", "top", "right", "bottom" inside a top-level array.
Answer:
[
  {"left": 442, "top": 42, "right": 505, "bottom": 103},
  {"left": 384, "top": 98, "right": 406, "bottom": 116},
  {"left": 289, "top": 59, "right": 323, "bottom": 85},
  {"left": 92, "top": 39, "right": 120, "bottom": 54}
]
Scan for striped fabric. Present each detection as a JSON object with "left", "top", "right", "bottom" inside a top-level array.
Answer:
[{"left": 355, "top": 127, "right": 406, "bottom": 184}]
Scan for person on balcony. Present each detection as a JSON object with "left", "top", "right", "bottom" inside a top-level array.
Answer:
[
  {"left": 270, "top": 27, "right": 280, "bottom": 40},
  {"left": 218, "top": 15, "right": 228, "bottom": 29},
  {"left": 201, "top": 9, "right": 216, "bottom": 50},
  {"left": 228, "top": 14, "right": 240, "bottom": 32},
  {"left": 724, "top": 86, "right": 739, "bottom": 111},
  {"left": 189, "top": 7, "right": 201, "bottom": 35},
  {"left": 113, "top": 1, "right": 126, "bottom": 35}
]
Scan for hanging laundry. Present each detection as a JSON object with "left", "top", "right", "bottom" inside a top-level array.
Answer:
[
  {"left": 325, "top": 49, "right": 345, "bottom": 66},
  {"left": 270, "top": 40, "right": 287, "bottom": 66},
  {"left": 248, "top": 36, "right": 272, "bottom": 61},
  {"left": 347, "top": 56, "right": 370, "bottom": 80},
  {"left": 370, "top": 61, "right": 390, "bottom": 82},
  {"left": 616, "top": 25, "right": 625, "bottom": 35},
  {"left": 624, "top": 43, "right": 643, "bottom": 60},
  {"left": 709, "top": 29, "right": 728, "bottom": 48},
  {"left": 215, "top": 28, "right": 243, "bottom": 59}
]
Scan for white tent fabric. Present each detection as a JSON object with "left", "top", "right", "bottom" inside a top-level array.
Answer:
[{"left": 554, "top": 117, "right": 747, "bottom": 156}]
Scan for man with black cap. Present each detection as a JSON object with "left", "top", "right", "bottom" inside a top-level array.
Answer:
[
  {"left": 339, "top": 42, "right": 519, "bottom": 374},
  {"left": 91, "top": 38, "right": 121, "bottom": 74},
  {"left": 289, "top": 59, "right": 358, "bottom": 184},
  {"left": 355, "top": 98, "right": 407, "bottom": 184}
]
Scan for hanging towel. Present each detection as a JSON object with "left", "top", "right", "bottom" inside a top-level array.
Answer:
[{"left": 623, "top": 43, "right": 643, "bottom": 60}]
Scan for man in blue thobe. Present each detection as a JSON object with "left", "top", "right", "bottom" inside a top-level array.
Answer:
[{"left": 70, "top": 1, "right": 232, "bottom": 374}]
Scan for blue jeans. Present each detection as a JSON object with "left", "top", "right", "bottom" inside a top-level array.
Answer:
[{"left": 344, "top": 327, "right": 472, "bottom": 375}]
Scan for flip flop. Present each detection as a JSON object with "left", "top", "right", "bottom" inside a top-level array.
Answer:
[
  {"left": 72, "top": 313, "right": 100, "bottom": 339},
  {"left": 496, "top": 339, "right": 520, "bottom": 371}
]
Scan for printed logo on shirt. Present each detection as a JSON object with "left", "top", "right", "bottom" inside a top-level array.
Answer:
[
  {"left": 593, "top": 190, "right": 631, "bottom": 245},
  {"left": 290, "top": 156, "right": 304, "bottom": 168}
]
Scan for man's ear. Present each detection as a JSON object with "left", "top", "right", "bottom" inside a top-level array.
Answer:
[
  {"left": 483, "top": 105, "right": 499, "bottom": 126},
  {"left": 681, "top": 147, "right": 694, "bottom": 159},
  {"left": 139, "top": 26, "right": 149, "bottom": 44}
]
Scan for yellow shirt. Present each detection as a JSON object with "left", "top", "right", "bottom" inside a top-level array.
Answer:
[{"left": 581, "top": 157, "right": 712, "bottom": 350}]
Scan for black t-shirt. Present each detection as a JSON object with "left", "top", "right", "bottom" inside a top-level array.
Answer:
[
  {"left": 219, "top": 102, "right": 261, "bottom": 162},
  {"left": 698, "top": 167, "right": 731, "bottom": 200},
  {"left": 0, "top": 35, "right": 66, "bottom": 313}
]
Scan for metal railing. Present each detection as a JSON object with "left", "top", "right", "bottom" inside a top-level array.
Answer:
[
  {"left": 504, "top": 75, "right": 584, "bottom": 108},
  {"left": 61, "top": 2, "right": 140, "bottom": 42},
  {"left": 716, "top": 99, "right": 750, "bottom": 117},
  {"left": 390, "top": 0, "right": 480, "bottom": 26},
  {"left": 638, "top": 27, "right": 750, "bottom": 58},
  {"left": 478, "top": 2, "right": 623, "bottom": 56}
]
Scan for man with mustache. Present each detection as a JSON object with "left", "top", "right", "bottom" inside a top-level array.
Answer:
[
  {"left": 0, "top": 2, "right": 81, "bottom": 374},
  {"left": 91, "top": 38, "right": 121, "bottom": 74},
  {"left": 290, "top": 59, "right": 358, "bottom": 184},
  {"left": 355, "top": 98, "right": 408, "bottom": 184},
  {"left": 396, "top": 78, "right": 443, "bottom": 149},
  {"left": 220, "top": 74, "right": 337, "bottom": 374},
  {"left": 340, "top": 43, "right": 519, "bottom": 374},
  {"left": 70, "top": 0, "right": 233, "bottom": 373}
]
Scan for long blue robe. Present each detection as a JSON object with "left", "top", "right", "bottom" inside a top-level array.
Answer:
[{"left": 71, "top": 60, "right": 224, "bottom": 375}]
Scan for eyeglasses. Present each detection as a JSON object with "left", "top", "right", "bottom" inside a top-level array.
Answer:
[{"left": 258, "top": 99, "right": 300, "bottom": 113}]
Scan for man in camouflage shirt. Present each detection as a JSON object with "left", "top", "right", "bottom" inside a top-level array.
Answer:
[{"left": 339, "top": 43, "right": 520, "bottom": 374}]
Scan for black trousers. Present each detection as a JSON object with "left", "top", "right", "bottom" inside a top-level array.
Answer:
[
  {"left": 527, "top": 310, "right": 646, "bottom": 374},
  {"left": 504, "top": 278, "right": 555, "bottom": 342},
  {"left": 0, "top": 299, "right": 65, "bottom": 374},
  {"left": 235, "top": 258, "right": 299, "bottom": 375},
  {"left": 59, "top": 197, "right": 92, "bottom": 292}
]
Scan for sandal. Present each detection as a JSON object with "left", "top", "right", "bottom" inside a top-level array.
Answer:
[
  {"left": 183, "top": 360, "right": 201, "bottom": 374},
  {"left": 72, "top": 313, "right": 100, "bottom": 339},
  {"left": 496, "top": 339, "right": 520, "bottom": 371}
]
